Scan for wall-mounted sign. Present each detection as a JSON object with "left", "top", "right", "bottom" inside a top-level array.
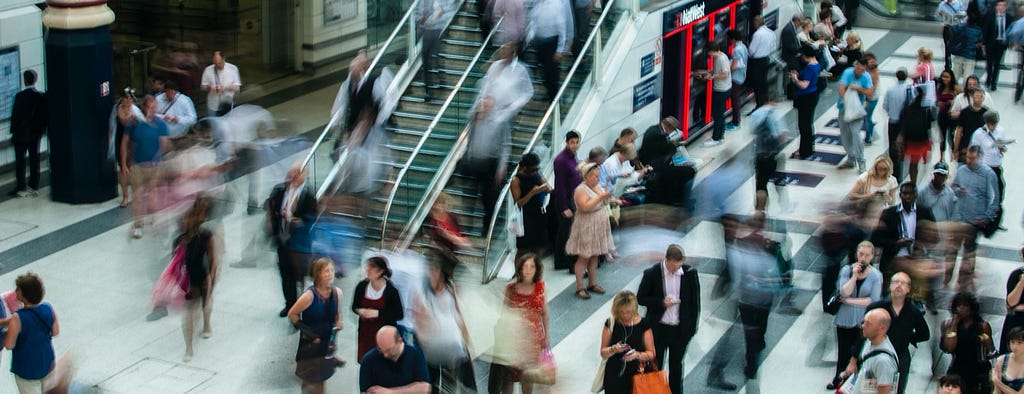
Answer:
[
  {"left": 641, "top": 53, "right": 655, "bottom": 78},
  {"left": 633, "top": 75, "right": 659, "bottom": 113},
  {"left": 325, "top": 0, "right": 358, "bottom": 25}
]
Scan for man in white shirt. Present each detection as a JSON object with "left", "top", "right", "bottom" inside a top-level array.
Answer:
[
  {"left": 155, "top": 79, "right": 198, "bottom": 138},
  {"left": 969, "top": 111, "right": 1007, "bottom": 202},
  {"left": 637, "top": 244, "right": 701, "bottom": 394},
  {"left": 200, "top": 51, "right": 242, "bottom": 116},
  {"left": 529, "top": 0, "right": 572, "bottom": 102},
  {"left": 747, "top": 15, "right": 777, "bottom": 109}
]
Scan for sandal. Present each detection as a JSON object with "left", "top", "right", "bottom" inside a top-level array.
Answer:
[
  {"left": 575, "top": 288, "right": 591, "bottom": 299},
  {"left": 588, "top": 285, "right": 607, "bottom": 294}
]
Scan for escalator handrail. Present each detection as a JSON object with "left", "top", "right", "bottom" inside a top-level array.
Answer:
[
  {"left": 380, "top": 16, "right": 506, "bottom": 250},
  {"left": 298, "top": 0, "right": 423, "bottom": 175},
  {"left": 481, "top": 0, "right": 617, "bottom": 281}
]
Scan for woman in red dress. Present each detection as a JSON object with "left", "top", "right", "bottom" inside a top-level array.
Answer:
[
  {"left": 497, "top": 253, "right": 551, "bottom": 394},
  {"left": 351, "top": 256, "right": 404, "bottom": 363}
]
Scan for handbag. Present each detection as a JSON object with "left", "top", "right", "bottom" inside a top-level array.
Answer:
[
  {"left": 632, "top": 361, "right": 671, "bottom": 394},
  {"left": 591, "top": 357, "right": 608, "bottom": 392},
  {"left": 842, "top": 88, "right": 867, "bottom": 121},
  {"left": 523, "top": 347, "right": 557, "bottom": 385},
  {"left": 914, "top": 80, "right": 937, "bottom": 108},
  {"left": 150, "top": 244, "right": 189, "bottom": 311},
  {"left": 824, "top": 289, "right": 843, "bottom": 315}
]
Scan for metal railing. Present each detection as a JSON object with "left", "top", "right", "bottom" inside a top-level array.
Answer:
[
  {"left": 480, "top": 0, "right": 620, "bottom": 282},
  {"left": 379, "top": 16, "right": 506, "bottom": 249},
  {"left": 297, "top": 0, "right": 425, "bottom": 192}
]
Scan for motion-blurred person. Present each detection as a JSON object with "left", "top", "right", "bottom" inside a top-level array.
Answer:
[
  {"left": 950, "top": 145, "right": 999, "bottom": 291},
  {"left": 288, "top": 258, "right": 344, "bottom": 394},
  {"left": 121, "top": 95, "right": 173, "bottom": 239},
  {"left": 424, "top": 193, "right": 472, "bottom": 277},
  {"left": 567, "top": 163, "right": 615, "bottom": 300},
  {"left": 479, "top": 44, "right": 533, "bottom": 124},
  {"left": 866, "top": 272, "right": 930, "bottom": 393},
  {"left": 836, "top": 60, "right": 873, "bottom": 173},
  {"left": 200, "top": 51, "right": 241, "bottom": 116},
  {"left": 461, "top": 96, "right": 510, "bottom": 232},
  {"left": 937, "top": 0, "right": 967, "bottom": 66},
  {"left": 848, "top": 155, "right": 898, "bottom": 206},
  {"left": 489, "top": 0, "right": 527, "bottom": 47},
  {"left": 936, "top": 70, "right": 961, "bottom": 162},
  {"left": 898, "top": 86, "right": 934, "bottom": 185},
  {"left": 917, "top": 162, "right": 958, "bottom": 286},
  {"left": 267, "top": 164, "right": 318, "bottom": 317},
  {"left": 412, "top": 256, "right": 476, "bottom": 392},
  {"left": 572, "top": 0, "right": 594, "bottom": 55},
  {"left": 999, "top": 249, "right": 1024, "bottom": 354},
  {"left": 872, "top": 183, "right": 935, "bottom": 285},
  {"left": 992, "top": 327, "right": 1024, "bottom": 393},
  {"left": 940, "top": 291, "right": 995, "bottom": 393},
  {"left": 528, "top": 0, "right": 572, "bottom": 102},
  {"left": 329, "top": 50, "right": 395, "bottom": 152},
  {"left": 9, "top": 70, "right": 47, "bottom": 198},
  {"left": 333, "top": 107, "right": 394, "bottom": 199},
  {"left": 835, "top": 309, "right": 898, "bottom": 394},
  {"left": 791, "top": 46, "right": 822, "bottom": 160},
  {"left": 154, "top": 80, "right": 197, "bottom": 138},
  {"left": 827, "top": 241, "right": 883, "bottom": 391},
  {"left": 359, "top": 326, "right": 431, "bottom": 394},
  {"left": 2, "top": 273, "right": 59, "bottom": 394},
  {"left": 947, "top": 18, "right": 982, "bottom": 87},
  {"left": 552, "top": 131, "right": 582, "bottom": 270},
  {"left": 636, "top": 244, "right": 700, "bottom": 394},
  {"left": 208, "top": 104, "right": 277, "bottom": 214},
  {"left": 178, "top": 197, "right": 219, "bottom": 362},
  {"left": 952, "top": 89, "right": 989, "bottom": 162},
  {"left": 598, "top": 291, "right": 655, "bottom": 394},
  {"left": 862, "top": 53, "right": 882, "bottom": 145},
  {"left": 109, "top": 88, "right": 142, "bottom": 207},
  {"left": 510, "top": 153, "right": 550, "bottom": 263},
  {"left": 417, "top": 0, "right": 456, "bottom": 98},
  {"left": 492, "top": 254, "right": 550, "bottom": 394},
  {"left": 352, "top": 256, "right": 405, "bottom": 363},
  {"left": 748, "top": 96, "right": 790, "bottom": 211}
]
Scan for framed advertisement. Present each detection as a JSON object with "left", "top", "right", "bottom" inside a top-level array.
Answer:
[
  {"left": 0, "top": 46, "right": 21, "bottom": 121},
  {"left": 325, "top": 0, "right": 359, "bottom": 24}
]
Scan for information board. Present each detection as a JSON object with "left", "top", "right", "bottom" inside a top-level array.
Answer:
[
  {"left": 0, "top": 47, "right": 21, "bottom": 121},
  {"left": 633, "top": 75, "right": 659, "bottom": 113}
]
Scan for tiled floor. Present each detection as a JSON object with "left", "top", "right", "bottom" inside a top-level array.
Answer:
[{"left": 0, "top": 26, "right": 1022, "bottom": 393}]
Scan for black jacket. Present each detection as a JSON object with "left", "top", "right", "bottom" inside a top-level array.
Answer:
[
  {"left": 637, "top": 262, "right": 701, "bottom": 340},
  {"left": 265, "top": 182, "right": 317, "bottom": 248},
  {"left": 781, "top": 22, "right": 801, "bottom": 68},
  {"left": 982, "top": 11, "right": 1015, "bottom": 47},
  {"left": 351, "top": 279, "right": 404, "bottom": 326},
  {"left": 10, "top": 88, "right": 46, "bottom": 145},
  {"left": 871, "top": 204, "right": 936, "bottom": 274},
  {"left": 637, "top": 125, "right": 675, "bottom": 168}
]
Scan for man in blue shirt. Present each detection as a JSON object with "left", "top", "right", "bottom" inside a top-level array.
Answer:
[
  {"left": 836, "top": 60, "right": 873, "bottom": 173},
  {"left": 360, "top": 325, "right": 431, "bottom": 393}
]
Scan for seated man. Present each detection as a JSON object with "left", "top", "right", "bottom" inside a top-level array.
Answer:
[
  {"left": 359, "top": 326, "right": 431, "bottom": 394},
  {"left": 637, "top": 116, "right": 699, "bottom": 207}
]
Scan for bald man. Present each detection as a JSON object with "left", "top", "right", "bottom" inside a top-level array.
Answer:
[
  {"left": 265, "top": 164, "right": 318, "bottom": 317},
  {"left": 867, "top": 272, "right": 929, "bottom": 393},
  {"left": 838, "top": 309, "right": 900, "bottom": 394},
  {"left": 359, "top": 326, "right": 430, "bottom": 393}
]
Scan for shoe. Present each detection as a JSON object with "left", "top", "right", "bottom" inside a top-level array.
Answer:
[
  {"left": 836, "top": 161, "right": 855, "bottom": 169},
  {"left": 724, "top": 123, "right": 740, "bottom": 131},
  {"left": 575, "top": 288, "right": 591, "bottom": 299},
  {"left": 703, "top": 139, "right": 724, "bottom": 147},
  {"left": 16, "top": 190, "right": 32, "bottom": 198},
  {"left": 863, "top": 140, "right": 873, "bottom": 146},
  {"left": 858, "top": 164, "right": 867, "bottom": 174},
  {"left": 819, "top": 70, "right": 833, "bottom": 78},
  {"left": 708, "top": 379, "right": 737, "bottom": 390},
  {"left": 26, "top": 188, "right": 37, "bottom": 197},
  {"left": 587, "top": 285, "right": 607, "bottom": 294},
  {"left": 826, "top": 375, "right": 845, "bottom": 390},
  {"left": 183, "top": 353, "right": 193, "bottom": 363},
  {"left": 146, "top": 306, "right": 168, "bottom": 321},
  {"left": 202, "top": 330, "right": 212, "bottom": 339},
  {"left": 131, "top": 227, "right": 143, "bottom": 239},
  {"left": 1001, "top": 65, "right": 1012, "bottom": 70},
  {"left": 998, "top": 225, "right": 1008, "bottom": 231},
  {"left": 279, "top": 307, "right": 289, "bottom": 317},
  {"left": 744, "top": 366, "right": 758, "bottom": 379}
]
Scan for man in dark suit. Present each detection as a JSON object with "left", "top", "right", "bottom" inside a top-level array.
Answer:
[
  {"left": 871, "top": 182, "right": 936, "bottom": 288},
  {"left": 780, "top": 13, "right": 805, "bottom": 71},
  {"left": 637, "top": 244, "right": 701, "bottom": 394},
  {"left": 9, "top": 70, "right": 47, "bottom": 197},
  {"left": 266, "top": 163, "right": 318, "bottom": 317},
  {"left": 983, "top": 0, "right": 1012, "bottom": 91}
]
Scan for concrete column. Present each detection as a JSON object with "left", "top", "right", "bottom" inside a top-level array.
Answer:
[{"left": 43, "top": 0, "right": 117, "bottom": 203}]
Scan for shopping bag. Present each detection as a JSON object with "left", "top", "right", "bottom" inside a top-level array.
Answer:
[
  {"left": 523, "top": 347, "right": 557, "bottom": 385},
  {"left": 842, "top": 88, "right": 867, "bottom": 121},
  {"left": 509, "top": 207, "right": 525, "bottom": 237},
  {"left": 150, "top": 244, "right": 189, "bottom": 310},
  {"left": 914, "top": 80, "right": 937, "bottom": 108},
  {"left": 632, "top": 361, "right": 671, "bottom": 394}
]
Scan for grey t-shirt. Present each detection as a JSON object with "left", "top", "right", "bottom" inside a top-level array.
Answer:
[
  {"left": 849, "top": 338, "right": 899, "bottom": 394},
  {"left": 713, "top": 53, "right": 732, "bottom": 92}
]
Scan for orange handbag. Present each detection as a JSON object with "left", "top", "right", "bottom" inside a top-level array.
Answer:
[{"left": 632, "top": 361, "right": 671, "bottom": 394}]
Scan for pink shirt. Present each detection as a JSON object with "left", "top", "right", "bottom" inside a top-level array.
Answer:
[
  {"left": 913, "top": 62, "right": 934, "bottom": 85},
  {"left": 660, "top": 262, "right": 684, "bottom": 325}
]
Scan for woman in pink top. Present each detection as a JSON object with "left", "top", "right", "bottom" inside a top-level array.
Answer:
[{"left": 909, "top": 47, "right": 936, "bottom": 84}]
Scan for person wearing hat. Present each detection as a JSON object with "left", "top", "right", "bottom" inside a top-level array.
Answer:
[
  {"left": 883, "top": 67, "right": 914, "bottom": 182},
  {"left": 918, "top": 162, "right": 958, "bottom": 287}
]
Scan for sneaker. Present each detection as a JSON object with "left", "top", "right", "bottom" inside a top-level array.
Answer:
[
  {"left": 15, "top": 190, "right": 31, "bottom": 198},
  {"left": 836, "top": 161, "right": 855, "bottom": 169},
  {"left": 131, "top": 227, "right": 143, "bottom": 239},
  {"left": 819, "top": 70, "right": 833, "bottom": 78},
  {"left": 703, "top": 139, "right": 724, "bottom": 147},
  {"left": 724, "top": 123, "right": 740, "bottom": 131},
  {"left": 25, "top": 188, "right": 38, "bottom": 198}
]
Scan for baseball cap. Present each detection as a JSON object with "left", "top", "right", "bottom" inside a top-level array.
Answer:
[{"left": 932, "top": 161, "right": 949, "bottom": 175}]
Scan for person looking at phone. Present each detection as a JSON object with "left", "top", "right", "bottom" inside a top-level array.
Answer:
[
  {"left": 827, "top": 241, "right": 883, "bottom": 390},
  {"left": 637, "top": 244, "right": 700, "bottom": 394},
  {"left": 598, "top": 291, "right": 655, "bottom": 394},
  {"left": 950, "top": 145, "right": 999, "bottom": 292}
]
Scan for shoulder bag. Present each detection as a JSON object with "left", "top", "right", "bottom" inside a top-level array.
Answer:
[{"left": 632, "top": 360, "right": 671, "bottom": 394}]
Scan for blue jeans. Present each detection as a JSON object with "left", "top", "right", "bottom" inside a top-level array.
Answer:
[{"left": 863, "top": 98, "right": 879, "bottom": 142}]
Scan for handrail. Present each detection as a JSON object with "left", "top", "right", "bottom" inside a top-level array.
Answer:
[
  {"left": 481, "top": 0, "right": 618, "bottom": 281},
  {"left": 379, "top": 16, "right": 506, "bottom": 249},
  {"left": 298, "top": 0, "right": 422, "bottom": 176}
]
